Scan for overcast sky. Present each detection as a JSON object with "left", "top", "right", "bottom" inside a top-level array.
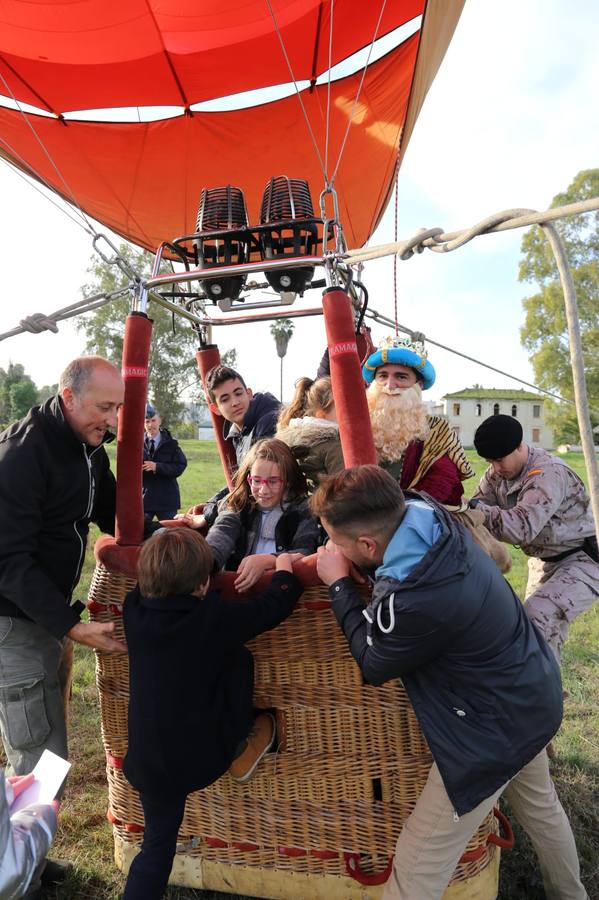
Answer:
[{"left": 0, "top": 0, "right": 597, "bottom": 404}]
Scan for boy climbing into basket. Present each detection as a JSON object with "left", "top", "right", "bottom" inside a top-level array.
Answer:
[{"left": 122, "top": 527, "right": 303, "bottom": 900}]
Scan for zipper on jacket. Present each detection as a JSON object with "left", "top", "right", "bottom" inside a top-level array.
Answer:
[{"left": 69, "top": 444, "right": 98, "bottom": 596}]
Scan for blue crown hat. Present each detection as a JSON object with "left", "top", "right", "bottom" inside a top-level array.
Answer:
[
  {"left": 362, "top": 336, "right": 436, "bottom": 390},
  {"left": 145, "top": 403, "right": 157, "bottom": 418}
]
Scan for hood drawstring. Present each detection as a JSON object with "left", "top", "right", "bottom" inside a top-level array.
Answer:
[
  {"left": 362, "top": 592, "right": 396, "bottom": 645},
  {"left": 362, "top": 607, "right": 374, "bottom": 646},
  {"left": 377, "top": 593, "right": 396, "bottom": 634}
]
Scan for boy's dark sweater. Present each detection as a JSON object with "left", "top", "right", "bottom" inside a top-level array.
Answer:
[{"left": 123, "top": 571, "right": 302, "bottom": 798}]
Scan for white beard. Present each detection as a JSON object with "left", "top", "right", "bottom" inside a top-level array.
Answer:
[{"left": 367, "top": 381, "right": 429, "bottom": 463}]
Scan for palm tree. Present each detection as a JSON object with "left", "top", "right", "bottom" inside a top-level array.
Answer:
[{"left": 270, "top": 318, "right": 295, "bottom": 401}]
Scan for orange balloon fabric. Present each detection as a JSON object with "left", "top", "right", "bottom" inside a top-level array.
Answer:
[{"left": 0, "top": 35, "right": 418, "bottom": 250}]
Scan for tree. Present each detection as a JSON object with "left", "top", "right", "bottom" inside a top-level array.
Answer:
[
  {"left": 77, "top": 243, "right": 235, "bottom": 426},
  {"left": 519, "top": 169, "right": 599, "bottom": 442},
  {"left": 38, "top": 383, "right": 58, "bottom": 404},
  {"left": 270, "top": 318, "right": 295, "bottom": 401},
  {"left": 0, "top": 362, "right": 39, "bottom": 424},
  {"left": 9, "top": 379, "right": 38, "bottom": 421}
]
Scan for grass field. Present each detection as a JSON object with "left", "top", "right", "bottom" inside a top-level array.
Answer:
[{"left": 25, "top": 444, "right": 599, "bottom": 899}]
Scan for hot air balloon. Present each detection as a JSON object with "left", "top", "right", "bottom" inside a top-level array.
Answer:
[{"left": 0, "top": 2, "right": 515, "bottom": 897}]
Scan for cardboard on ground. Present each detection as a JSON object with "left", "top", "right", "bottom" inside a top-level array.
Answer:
[{"left": 10, "top": 749, "right": 71, "bottom": 813}]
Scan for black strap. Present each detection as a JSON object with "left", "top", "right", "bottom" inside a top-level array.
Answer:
[{"left": 543, "top": 536, "right": 598, "bottom": 564}]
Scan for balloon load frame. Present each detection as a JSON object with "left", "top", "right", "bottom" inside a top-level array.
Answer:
[{"left": 89, "top": 178, "right": 506, "bottom": 899}]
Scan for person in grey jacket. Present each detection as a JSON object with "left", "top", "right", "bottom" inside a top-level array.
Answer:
[
  {"left": 0, "top": 770, "right": 58, "bottom": 899},
  {"left": 313, "top": 465, "right": 587, "bottom": 900},
  {"left": 472, "top": 414, "right": 599, "bottom": 661}
]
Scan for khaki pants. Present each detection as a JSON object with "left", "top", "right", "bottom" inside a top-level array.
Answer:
[
  {"left": 382, "top": 751, "right": 587, "bottom": 900},
  {"left": 0, "top": 617, "right": 72, "bottom": 776},
  {"left": 525, "top": 552, "right": 599, "bottom": 662}
]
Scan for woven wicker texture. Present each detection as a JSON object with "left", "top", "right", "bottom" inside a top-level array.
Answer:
[{"left": 90, "top": 565, "right": 498, "bottom": 889}]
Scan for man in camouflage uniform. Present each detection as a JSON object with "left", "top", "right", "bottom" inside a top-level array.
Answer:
[{"left": 471, "top": 414, "right": 599, "bottom": 662}]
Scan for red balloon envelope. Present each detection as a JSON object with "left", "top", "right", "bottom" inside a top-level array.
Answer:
[{"left": 0, "top": 0, "right": 463, "bottom": 251}]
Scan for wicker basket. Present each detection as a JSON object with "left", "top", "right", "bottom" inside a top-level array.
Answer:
[{"left": 90, "top": 566, "right": 500, "bottom": 898}]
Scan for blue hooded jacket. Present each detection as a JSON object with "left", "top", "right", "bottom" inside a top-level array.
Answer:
[{"left": 329, "top": 494, "right": 562, "bottom": 815}]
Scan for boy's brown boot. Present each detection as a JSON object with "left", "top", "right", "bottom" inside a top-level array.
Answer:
[{"left": 229, "top": 713, "right": 276, "bottom": 784}]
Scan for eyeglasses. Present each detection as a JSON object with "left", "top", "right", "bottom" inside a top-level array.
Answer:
[{"left": 247, "top": 475, "right": 283, "bottom": 488}]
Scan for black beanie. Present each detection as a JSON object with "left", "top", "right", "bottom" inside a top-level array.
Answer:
[{"left": 474, "top": 415, "right": 523, "bottom": 460}]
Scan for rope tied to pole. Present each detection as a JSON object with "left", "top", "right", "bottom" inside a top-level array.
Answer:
[{"left": 343, "top": 198, "right": 599, "bottom": 266}]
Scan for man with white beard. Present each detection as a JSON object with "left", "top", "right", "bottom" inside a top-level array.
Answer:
[{"left": 363, "top": 337, "right": 473, "bottom": 505}]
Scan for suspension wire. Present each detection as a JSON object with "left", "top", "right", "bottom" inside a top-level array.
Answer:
[
  {"left": 324, "top": 0, "right": 335, "bottom": 178},
  {"left": 393, "top": 171, "right": 399, "bottom": 335},
  {"left": 363, "top": 305, "right": 595, "bottom": 411},
  {"left": 0, "top": 148, "right": 94, "bottom": 235},
  {"left": 266, "top": 0, "right": 327, "bottom": 181},
  {"left": 329, "top": 0, "right": 388, "bottom": 185},
  {"left": 0, "top": 70, "right": 99, "bottom": 237}
]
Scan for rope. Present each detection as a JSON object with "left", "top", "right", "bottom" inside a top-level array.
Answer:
[
  {"left": 266, "top": 0, "right": 327, "bottom": 180},
  {"left": 329, "top": 0, "right": 388, "bottom": 185},
  {"left": 344, "top": 195, "right": 599, "bottom": 539},
  {"left": 0, "top": 286, "right": 132, "bottom": 343},
  {"left": 324, "top": 0, "right": 335, "bottom": 179},
  {"left": 393, "top": 172, "right": 399, "bottom": 335},
  {"left": 0, "top": 70, "right": 98, "bottom": 238},
  {"left": 343, "top": 198, "right": 599, "bottom": 266},
  {"left": 363, "top": 306, "right": 590, "bottom": 410},
  {"left": 540, "top": 221, "right": 599, "bottom": 541},
  {"left": 0, "top": 148, "right": 94, "bottom": 235}
]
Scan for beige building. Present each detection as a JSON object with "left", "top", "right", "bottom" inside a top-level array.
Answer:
[{"left": 440, "top": 388, "right": 554, "bottom": 450}]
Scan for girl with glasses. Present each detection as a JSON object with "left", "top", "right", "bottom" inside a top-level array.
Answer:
[{"left": 185, "top": 439, "right": 320, "bottom": 592}]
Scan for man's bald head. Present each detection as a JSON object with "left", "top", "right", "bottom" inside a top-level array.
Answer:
[
  {"left": 59, "top": 356, "right": 124, "bottom": 446},
  {"left": 59, "top": 356, "right": 122, "bottom": 397}
]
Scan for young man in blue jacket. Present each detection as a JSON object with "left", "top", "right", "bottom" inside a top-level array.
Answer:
[{"left": 313, "top": 465, "right": 587, "bottom": 900}]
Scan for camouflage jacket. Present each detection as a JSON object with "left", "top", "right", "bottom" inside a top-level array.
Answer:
[{"left": 472, "top": 446, "right": 595, "bottom": 558}]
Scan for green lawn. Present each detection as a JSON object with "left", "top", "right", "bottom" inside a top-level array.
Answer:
[{"left": 35, "top": 445, "right": 599, "bottom": 898}]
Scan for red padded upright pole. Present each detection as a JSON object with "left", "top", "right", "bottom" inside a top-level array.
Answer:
[
  {"left": 116, "top": 312, "right": 153, "bottom": 546},
  {"left": 322, "top": 288, "right": 377, "bottom": 467},
  {"left": 196, "top": 345, "right": 236, "bottom": 490}
]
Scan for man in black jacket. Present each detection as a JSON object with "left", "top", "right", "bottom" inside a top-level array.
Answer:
[
  {"left": 313, "top": 466, "right": 587, "bottom": 900},
  {"left": 143, "top": 404, "right": 187, "bottom": 521},
  {"left": 0, "top": 356, "right": 127, "bottom": 779}
]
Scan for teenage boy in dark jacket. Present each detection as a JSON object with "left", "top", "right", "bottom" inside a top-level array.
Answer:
[
  {"left": 122, "top": 528, "right": 302, "bottom": 900},
  {"left": 191, "top": 365, "right": 280, "bottom": 529},
  {"left": 312, "top": 466, "right": 587, "bottom": 900},
  {"left": 142, "top": 404, "right": 187, "bottom": 521}
]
